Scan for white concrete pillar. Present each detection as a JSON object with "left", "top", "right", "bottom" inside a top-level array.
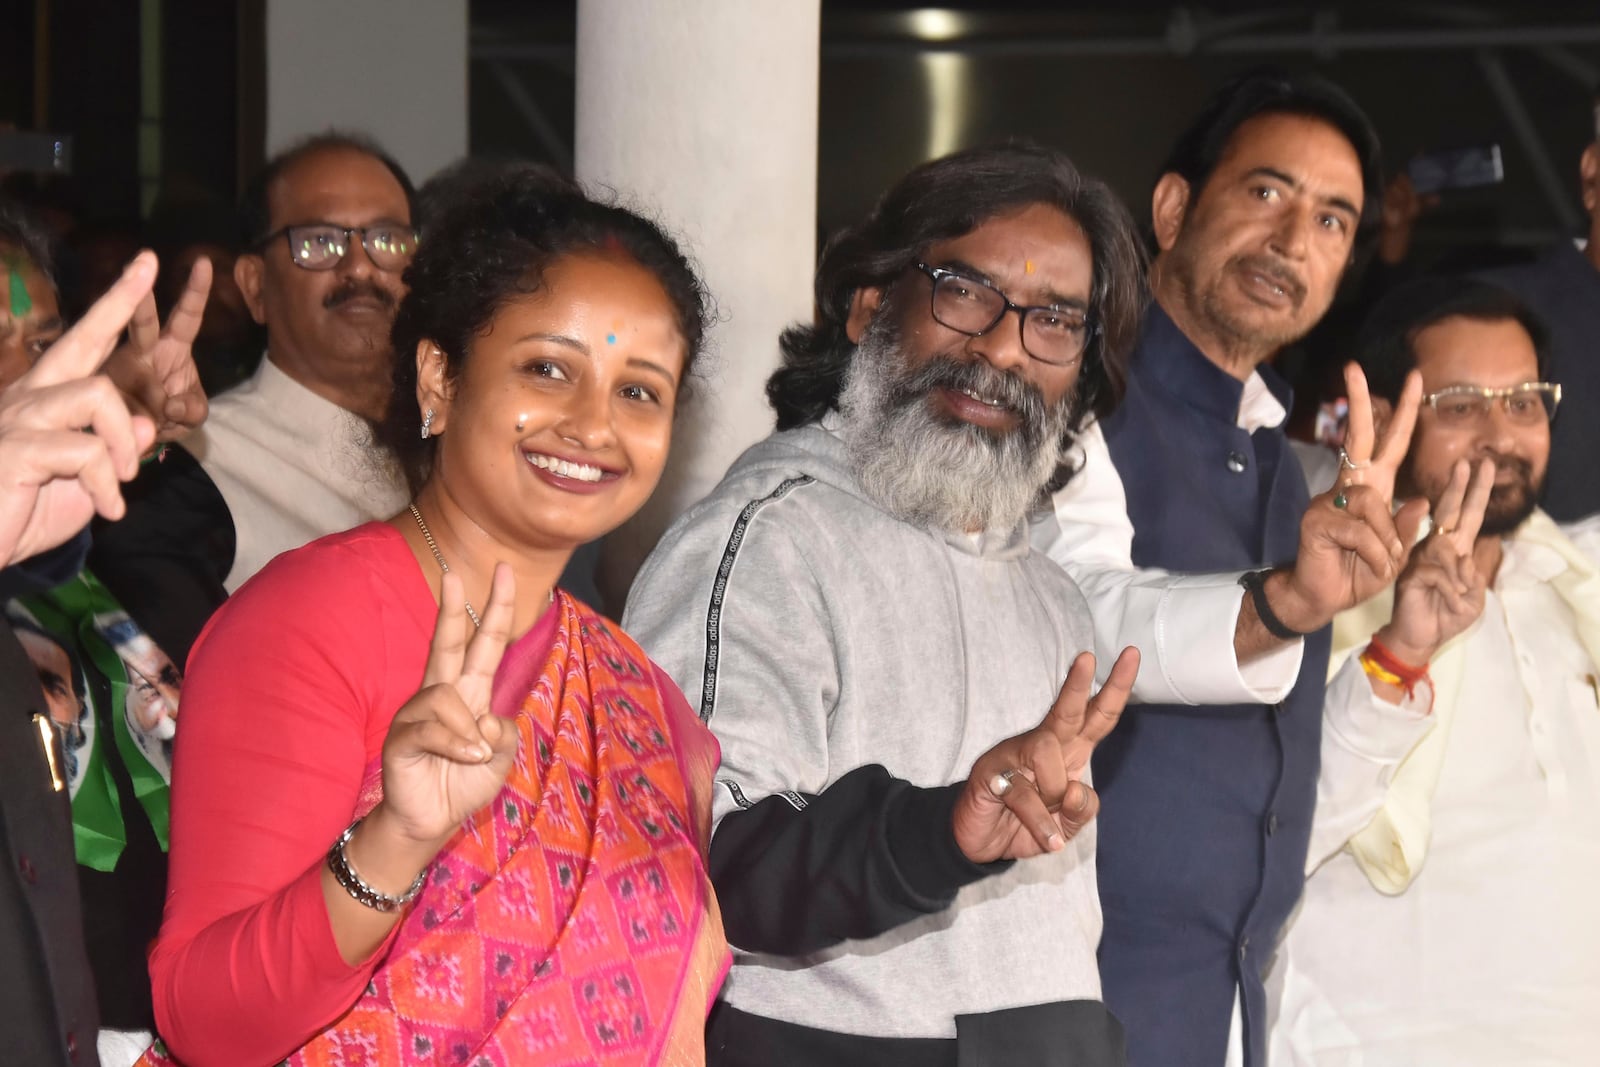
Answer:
[
  {"left": 263, "top": 0, "right": 468, "bottom": 183},
  {"left": 575, "top": 0, "right": 821, "bottom": 607}
]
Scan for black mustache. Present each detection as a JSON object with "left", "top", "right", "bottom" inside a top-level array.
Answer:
[
  {"left": 1483, "top": 451, "right": 1533, "bottom": 484},
  {"left": 323, "top": 282, "right": 396, "bottom": 311},
  {"left": 1234, "top": 255, "right": 1306, "bottom": 302}
]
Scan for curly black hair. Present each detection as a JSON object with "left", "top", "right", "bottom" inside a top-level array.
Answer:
[
  {"left": 767, "top": 141, "right": 1147, "bottom": 438},
  {"left": 377, "top": 174, "right": 710, "bottom": 494}
]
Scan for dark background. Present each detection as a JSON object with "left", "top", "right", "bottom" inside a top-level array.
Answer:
[{"left": 5, "top": 1, "right": 1598, "bottom": 273}]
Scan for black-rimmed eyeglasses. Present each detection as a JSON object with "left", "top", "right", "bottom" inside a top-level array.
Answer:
[
  {"left": 255, "top": 222, "right": 419, "bottom": 272},
  {"left": 912, "top": 261, "right": 1094, "bottom": 366},
  {"left": 1422, "top": 382, "right": 1562, "bottom": 426}
]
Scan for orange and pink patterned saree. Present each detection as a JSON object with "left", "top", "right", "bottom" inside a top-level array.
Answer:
[{"left": 149, "top": 592, "right": 728, "bottom": 1065}]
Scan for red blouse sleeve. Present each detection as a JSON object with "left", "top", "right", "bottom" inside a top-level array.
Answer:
[{"left": 149, "top": 527, "right": 432, "bottom": 1066}]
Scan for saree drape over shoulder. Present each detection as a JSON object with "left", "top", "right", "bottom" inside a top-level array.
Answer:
[{"left": 144, "top": 525, "right": 727, "bottom": 1067}]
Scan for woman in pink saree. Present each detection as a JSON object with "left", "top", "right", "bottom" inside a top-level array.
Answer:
[{"left": 142, "top": 175, "right": 727, "bottom": 1065}]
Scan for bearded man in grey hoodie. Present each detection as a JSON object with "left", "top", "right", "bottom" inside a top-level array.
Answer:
[{"left": 624, "top": 142, "right": 1408, "bottom": 1067}]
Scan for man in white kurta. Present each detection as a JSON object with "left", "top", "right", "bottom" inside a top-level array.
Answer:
[
  {"left": 1272, "top": 276, "right": 1600, "bottom": 1065},
  {"left": 88, "top": 135, "right": 415, "bottom": 662}
]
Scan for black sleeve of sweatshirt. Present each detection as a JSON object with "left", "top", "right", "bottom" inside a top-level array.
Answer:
[{"left": 707, "top": 764, "right": 1014, "bottom": 957}]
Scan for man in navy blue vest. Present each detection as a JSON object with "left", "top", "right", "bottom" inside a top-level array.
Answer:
[{"left": 1035, "top": 71, "right": 1394, "bottom": 1067}]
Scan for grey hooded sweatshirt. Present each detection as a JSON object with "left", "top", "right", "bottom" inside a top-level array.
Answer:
[{"left": 624, "top": 419, "right": 1123, "bottom": 1066}]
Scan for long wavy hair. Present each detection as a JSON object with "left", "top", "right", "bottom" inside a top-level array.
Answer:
[{"left": 767, "top": 141, "right": 1147, "bottom": 443}]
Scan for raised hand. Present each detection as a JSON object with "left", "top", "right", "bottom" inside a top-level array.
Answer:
[
  {"left": 376, "top": 566, "right": 521, "bottom": 849},
  {"left": 104, "top": 255, "right": 210, "bottom": 441},
  {"left": 0, "top": 252, "right": 159, "bottom": 568},
  {"left": 1268, "top": 362, "right": 1430, "bottom": 634},
  {"left": 1374, "top": 457, "right": 1494, "bottom": 669},
  {"left": 952, "top": 647, "right": 1139, "bottom": 864}
]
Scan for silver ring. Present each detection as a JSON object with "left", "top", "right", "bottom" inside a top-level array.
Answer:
[
  {"left": 1338, "top": 448, "right": 1371, "bottom": 472},
  {"left": 988, "top": 768, "right": 1023, "bottom": 797}
]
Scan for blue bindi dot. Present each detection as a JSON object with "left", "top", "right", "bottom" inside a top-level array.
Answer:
[{"left": 606, "top": 333, "right": 617, "bottom": 345}]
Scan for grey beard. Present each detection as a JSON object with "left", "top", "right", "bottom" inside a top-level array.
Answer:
[{"left": 837, "top": 319, "right": 1073, "bottom": 534}]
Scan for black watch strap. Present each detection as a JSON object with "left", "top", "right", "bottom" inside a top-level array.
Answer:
[{"left": 1238, "top": 568, "right": 1315, "bottom": 640}]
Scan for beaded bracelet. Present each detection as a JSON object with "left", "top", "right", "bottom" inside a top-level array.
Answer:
[{"left": 326, "top": 817, "right": 427, "bottom": 913}]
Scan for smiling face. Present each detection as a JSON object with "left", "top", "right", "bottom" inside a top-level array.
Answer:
[
  {"left": 1153, "top": 112, "right": 1364, "bottom": 372},
  {"left": 419, "top": 251, "right": 687, "bottom": 551},
  {"left": 0, "top": 246, "right": 64, "bottom": 392},
  {"left": 837, "top": 202, "right": 1095, "bottom": 532},
  {"left": 849, "top": 201, "right": 1095, "bottom": 433},
  {"left": 1401, "top": 315, "right": 1550, "bottom": 538}
]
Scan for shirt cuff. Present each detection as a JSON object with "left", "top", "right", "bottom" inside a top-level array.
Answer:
[
  {"left": 1154, "top": 574, "right": 1304, "bottom": 705},
  {"left": 1323, "top": 655, "right": 1434, "bottom": 764}
]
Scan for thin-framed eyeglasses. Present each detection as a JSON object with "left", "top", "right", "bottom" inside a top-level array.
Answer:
[
  {"left": 1422, "top": 381, "right": 1562, "bottom": 426},
  {"left": 912, "top": 262, "right": 1095, "bottom": 366},
  {"left": 255, "top": 222, "right": 419, "bottom": 272}
]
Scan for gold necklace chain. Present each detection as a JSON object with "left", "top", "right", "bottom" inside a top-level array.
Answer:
[
  {"left": 408, "top": 503, "right": 483, "bottom": 629},
  {"left": 407, "top": 503, "right": 554, "bottom": 629}
]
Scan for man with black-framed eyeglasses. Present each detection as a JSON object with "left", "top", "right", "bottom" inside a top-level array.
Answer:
[
  {"left": 89, "top": 133, "right": 417, "bottom": 666},
  {"left": 910, "top": 260, "right": 1098, "bottom": 366}
]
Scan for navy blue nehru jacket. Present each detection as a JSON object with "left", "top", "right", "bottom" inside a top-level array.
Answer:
[{"left": 1092, "top": 304, "right": 1331, "bottom": 1067}]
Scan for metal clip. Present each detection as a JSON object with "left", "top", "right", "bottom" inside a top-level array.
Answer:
[{"left": 32, "top": 715, "right": 65, "bottom": 792}]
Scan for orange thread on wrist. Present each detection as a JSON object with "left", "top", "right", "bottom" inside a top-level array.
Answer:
[{"left": 1362, "top": 637, "right": 1430, "bottom": 699}]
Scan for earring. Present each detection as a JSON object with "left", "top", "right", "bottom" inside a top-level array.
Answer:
[{"left": 421, "top": 408, "right": 435, "bottom": 440}]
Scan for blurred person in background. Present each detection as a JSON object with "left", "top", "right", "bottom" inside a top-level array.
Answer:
[
  {"left": 1478, "top": 81, "right": 1600, "bottom": 527},
  {"left": 0, "top": 251, "right": 182, "bottom": 1067},
  {"left": 89, "top": 132, "right": 418, "bottom": 665},
  {"left": 3, "top": 203, "right": 209, "bottom": 1057},
  {"left": 146, "top": 183, "right": 263, "bottom": 395}
]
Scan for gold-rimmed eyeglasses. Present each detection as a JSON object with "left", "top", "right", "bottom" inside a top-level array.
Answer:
[{"left": 1421, "top": 381, "right": 1562, "bottom": 426}]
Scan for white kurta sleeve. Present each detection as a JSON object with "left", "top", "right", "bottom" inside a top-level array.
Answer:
[
  {"left": 1305, "top": 655, "right": 1435, "bottom": 873},
  {"left": 1032, "top": 420, "right": 1303, "bottom": 706}
]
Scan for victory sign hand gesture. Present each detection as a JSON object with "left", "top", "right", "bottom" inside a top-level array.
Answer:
[
  {"left": 1376, "top": 457, "right": 1494, "bottom": 668},
  {"left": 1269, "top": 363, "right": 1431, "bottom": 633},
  {"left": 0, "top": 253, "right": 159, "bottom": 567},
  {"left": 952, "top": 647, "right": 1139, "bottom": 864},
  {"left": 104, "top": 255, "right": 211, "bottom": 441},
  {"left": 379, "top": 566, "right": 521, "bottom": 849}
]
